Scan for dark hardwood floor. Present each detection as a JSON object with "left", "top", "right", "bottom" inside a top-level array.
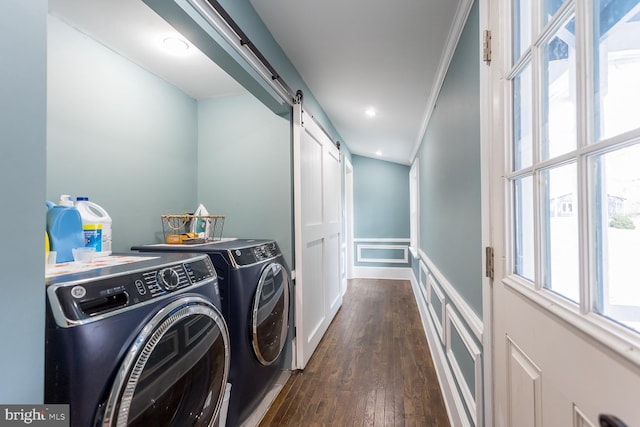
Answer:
[{"left": 259, "top": 278, "right": 450, "bottom": 426}]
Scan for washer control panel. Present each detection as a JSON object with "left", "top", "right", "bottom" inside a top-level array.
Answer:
[
  {"left": 157, "top": 268, "right": 180, "bottom": 290},
  {"left": 229, "top": 241, "right": 280, "bottom": 267},
  {"left": 141, "top": 266, "right": 190, "bottom": 296},
  {"left": 47, "top": 255, "right": 216, "bottom": 326},
  {"left": 254, "top": 242, "right": 279, "bottom": 261}
]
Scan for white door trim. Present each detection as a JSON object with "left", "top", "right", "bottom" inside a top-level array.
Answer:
[
  {"left": 479, "top": 0, "right": 495, "bottom": 425},
  {"left": 344, "top": 156, "right": 354, "bottom": 283}
]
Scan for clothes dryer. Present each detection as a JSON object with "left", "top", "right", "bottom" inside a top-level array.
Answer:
[
  {"left": 45, "top": 252, "right": 230, "bottom": 427},
  {"left": 132, "top": 239, "right": 291, "bottom": 426}
]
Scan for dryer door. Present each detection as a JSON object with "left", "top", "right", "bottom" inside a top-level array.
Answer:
[
  {"left": 99, "top": 297, "right": 230, "bottom": 427},
  {"left": 251, "top": 262, "right": 290, "bottom": 366}
]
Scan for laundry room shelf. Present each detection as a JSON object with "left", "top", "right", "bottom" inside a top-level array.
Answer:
[{"left": 161, "top": 214, "right": 225, "bottom": 244}]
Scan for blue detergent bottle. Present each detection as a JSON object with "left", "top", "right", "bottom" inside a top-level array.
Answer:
[{"left": 46, "top": 201, "right": 85, "bottom": 263}]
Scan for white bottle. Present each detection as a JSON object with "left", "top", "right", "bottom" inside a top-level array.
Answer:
[{"left": 75, "top": 197, "right": 112, "bottom": 257}]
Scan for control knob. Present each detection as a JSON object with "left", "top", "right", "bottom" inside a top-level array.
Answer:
[{"left": 157, "top": 268, "right": 180, "bottom": 291}]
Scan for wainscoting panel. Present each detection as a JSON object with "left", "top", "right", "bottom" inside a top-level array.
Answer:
[
  {"left": 352, "top": 238, "right": 411, "bottom": 279},
  {"left": 409, "top": 250, "right": 485, "bottom": 427},
  {"left": 429, "top": 277, "right": 446, "bottom": 345},
  {"left": 421, "top": 250, "right": 483, "bottom": 341},
  {"left": 446, "top": 306, "right": 482, "bottom": 426},
  {"left": 427, "top": 272, "right": 436, "bottom": 304},
  {"left": 354, "top": 239, "right": 410, "bottom": 265},
  {"left": 410, "top": 270, "right": 469, "bottom": 427},
  {"left": 420, "top": 262, "right": 429, "bottom": 301},
  {"left": 357, "top": 244, "right": 408, "bottom": 264}
]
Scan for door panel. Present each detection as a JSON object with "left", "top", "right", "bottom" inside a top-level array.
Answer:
[
  {"left": 325, "top": 148, "right": 341, "bottom": 224},
  {"left": 293, "top": 101, "right": 342, "bottom": 368},
  {"left": 301, "top": 134, "right": 323, "bottom": 226},
  {"left": 495, "top": 282, "right": 640, "bottom": 426},
  {"left": 506, "top": 336, "right": 542, "bottom": 427},
  {"left": 324, "top": 144, "right": 342, "bottom": 317},
  {"left": 301, "top": 238, "right": 325, "bottom": 344},
  {"left": 326, "top": 232, "right": 341, "bottom": 313}
]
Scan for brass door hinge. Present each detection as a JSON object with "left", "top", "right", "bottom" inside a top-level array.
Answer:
[
  {"left": 483, "top": 30, "right": 492, "bottom": 64},
  {"left": 485, "top": 246, "right": 494, "bottom": 280}
]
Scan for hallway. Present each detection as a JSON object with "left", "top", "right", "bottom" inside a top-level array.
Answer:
[{"left": 259, "top": 278, "right": 450, "bottom": 426}]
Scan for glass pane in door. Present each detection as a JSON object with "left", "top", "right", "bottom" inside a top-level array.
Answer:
[
  {"left": 514, "top": 175, "right": 535, "bottom": 281},
  {"left": 514, "top": 64, "right": 534, "bottom": 170},
  {"left": 541, "top": 163, "right": 579, "bottom": 303},
  {"left": 514, "top": 0, "right": 533, "bottom": 62},
  {"left": 542, "top": 17, "right": 577, "bottom": 160},
  {"left": 253, "top": 264, "right": 289, "bottom": 366},
  {"left": 544, "top": 0, "right": 565, "bottom": 23},
  {"left": 128, "top": 313, "right": 227, "bottom": 427},
  {"left": 592, "top": 143, "right": 640, "bottom": 332},
  {"left": 594, "top": 0, "right": 640, "bottom": 141}
]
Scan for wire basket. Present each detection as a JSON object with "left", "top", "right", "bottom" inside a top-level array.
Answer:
[{"left": 161, "top": 214, "right": 225, "bottom": 244}]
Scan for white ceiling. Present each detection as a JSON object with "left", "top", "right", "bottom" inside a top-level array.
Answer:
[
  {"left": 250, "top": 0, "right": 461, "bottom": 164},
  {"left": 48, "top": 0, "right": 246, "bottom": 100},
  {"left": 48, "top": 0, "right": 463, "bottom": 165}
]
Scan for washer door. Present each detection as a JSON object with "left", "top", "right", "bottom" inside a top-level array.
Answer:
[
  {"left": 251, "top": 262, "right": 290, "bottom": 366},
  {"left": 100, "top": 297, "right": 230, "bottom": 427}
]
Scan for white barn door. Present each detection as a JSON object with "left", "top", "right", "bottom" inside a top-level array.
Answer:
[{"left": 293, "top": 100, "right": 342, "bottom": 369}]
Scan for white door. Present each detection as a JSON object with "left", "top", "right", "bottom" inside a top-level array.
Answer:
[
  {"left": 490, "top": 0, "right": 640, "bottom": 425},
  {"left": 293, "top": 100, "right": 343, "bottom": 369}
]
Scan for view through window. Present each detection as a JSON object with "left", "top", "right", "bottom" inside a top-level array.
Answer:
[{"left": 509, "top": 0, "right": 640, "bottom": 333}]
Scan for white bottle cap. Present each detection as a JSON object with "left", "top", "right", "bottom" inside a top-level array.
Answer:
[{"left": 59, "top": 195, "right": 74, "bottom": 206}]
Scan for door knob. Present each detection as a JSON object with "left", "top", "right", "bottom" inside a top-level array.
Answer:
[{"left": 599, "top": 414, "right": 628, "bottom": 427}]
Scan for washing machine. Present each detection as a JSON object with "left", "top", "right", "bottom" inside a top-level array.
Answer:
[
  {"left": 45, "top": 252, "right": 231, "bottom": 427},
  {"left": 132, "top": 239, "right": 291, "bottom": 426}
]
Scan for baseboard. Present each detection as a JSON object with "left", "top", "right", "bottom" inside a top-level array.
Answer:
[
  {"left": 410, "top": 271, "right": 471, "bottom": 427},
  {"left": 352, "top": 266, "right": 413, "bottom": 280}
]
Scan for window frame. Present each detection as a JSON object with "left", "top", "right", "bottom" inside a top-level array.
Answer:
[{"left": 503, "top": 0, "right": 640, "bottom": 359}]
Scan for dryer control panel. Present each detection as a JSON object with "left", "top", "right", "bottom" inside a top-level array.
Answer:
[
  {"left": 47, "top": 255, "right": 216, "bottom": 327},
  {"left": 228, "top": 241, "right": 280, "bottom": 268}
]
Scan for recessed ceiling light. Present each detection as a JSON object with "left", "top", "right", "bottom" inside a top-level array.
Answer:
[
  {"left": 162, "top": 37, "right": 189, "bottom": 55},
  {"left": 365, "top": 107, "right": 376, "bottom": 118},
  {"left": 375, "top": 150, "right": 382, "bottom": 156}
]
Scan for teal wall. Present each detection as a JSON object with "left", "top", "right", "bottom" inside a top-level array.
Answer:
[
  {"left": 353, "top": 155, "right": 410, "bottom": 238},
  {"left": 418, "top": 2, "right": 482, "bottom": 317},
  {"left": 352, "top": 155, "right": 410, "bottom": 268},
  {"left": 47, "top": 17, "right": 294, "bottom": 261},
  {"left": 414, "top": 2, "right": 482, "bottom": 425},
  {"left": 197, "top": 94, "right": 293, "bottom": 266},
  {"left": 47, "top": 15, "right": 198, "bottom": 251},
  {"left": 0, "top": 0, "right": 47, "bottom": 403}
]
